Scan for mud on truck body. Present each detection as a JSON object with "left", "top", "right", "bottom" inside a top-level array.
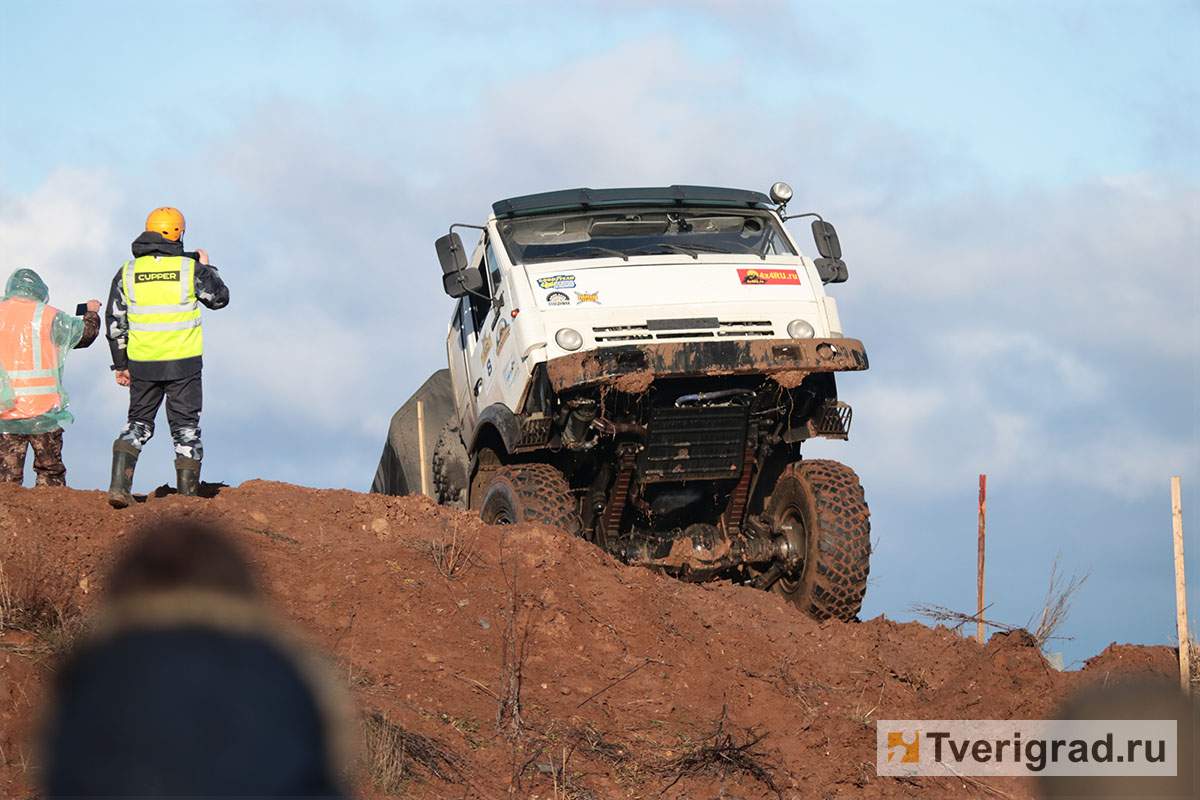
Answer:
[{"left": 372, "top": 183, "right": 871, "bottom": 621}]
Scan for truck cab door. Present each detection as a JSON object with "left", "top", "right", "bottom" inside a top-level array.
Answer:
[
  {"left": 451, "top": 239, "right": 498, "bottom": 435},
  {"left": 447, "top": 300, "right": 476, "bottom": 435}
]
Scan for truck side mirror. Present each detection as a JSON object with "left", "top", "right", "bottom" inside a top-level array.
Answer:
[
  {"left": 814, "top": 258, "right": 849, "bottom": 284},
  {"left": 437, "top": 233, "right": 467, "bottom": 274},
  {"left": 811, "top": 220, "right": 842, "bottom": 260},
  {"left": 436, "top": 233, "right": 485, "bottom": 298},
  {"left": 811, "top": 220, "right": 848, "bottom": 283}
]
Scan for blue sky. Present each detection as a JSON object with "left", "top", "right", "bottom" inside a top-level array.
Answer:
[{"left": 2, "top": 0, "right": 1197, "bottom": 665}]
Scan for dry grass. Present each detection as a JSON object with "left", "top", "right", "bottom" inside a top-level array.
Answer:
[
  {"left": 496, "top": 542, "right": 530, "bottom": 738},
  {"left": 506, "top": 724, "right": 604, "bottom": 800},
  {"left": 847, "top": 684, "right": 884, "bottom": 726},
  {"left": 889, "top": 667, "right": 931, "bottom": 691},
  {"left": 361, "top": 710, "right": 466, "bottom": 795},
  {"left": 506, "top": 712, "right": 782, "bottom": 799},
  {"left": 1025, "top": 554, "right": 1089, "bottom": 648},
  {"left": 568, "top": 722, "right": 633, "bottom": 767},
  {"left": 910, "top": 553, "right": 1088, "bottom": 652},
  {"left": 0, "top": 561, "right": 86, "bottom": 657},
  {"left": 0, "top": 564, "right": 16, "bottom": 632},
  {"left": 908, "top": 602, "right": 1016, "bottom": 639},
  {"left": 427, "top": 519, "right": 481, "bottom": 581},
  {"left": 655, "top": 710, "right": 782, "bottom": 798}
]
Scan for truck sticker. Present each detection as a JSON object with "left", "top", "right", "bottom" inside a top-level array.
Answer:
[
  {"left": 546, "top": 291, "right": 570, "bottom": 306},
  {"left": 496, "top": 318, "right": 511, "bottom": 352},
  {"left": 503, "top": 356, "right": 518, "bottom": 385},
  {"left": 537, "top": 274, "right": 576, "bottom": 290},
  {"left": 574, "top": 290, "right": 601, "bottom": 304},
  {"left": 738, "top": 268, "right": 800, "bottom": 285},
  {"left": 479, "top": 334, "right": 492, "bottom": 364}
]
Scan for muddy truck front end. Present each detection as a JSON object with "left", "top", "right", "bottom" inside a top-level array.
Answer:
[{"left": 374, "top": 183, "right": 872, "bottom": 621}]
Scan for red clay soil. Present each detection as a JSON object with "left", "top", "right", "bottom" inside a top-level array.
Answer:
[{"left": 0, "top": 481, "right": 1181, "bottom": 799}]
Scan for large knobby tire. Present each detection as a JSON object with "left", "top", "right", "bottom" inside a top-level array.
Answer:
[
  {"left": 432, "top": 421, "right": 469, "bottom": 509},
  {"left": 479, "top": 464, "right": 582, "bottom": 535},
  {"left": 764, "top": 459, "right": 870, "bottom": 622}
]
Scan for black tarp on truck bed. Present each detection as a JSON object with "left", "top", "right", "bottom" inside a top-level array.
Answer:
[{"left": 369, "top": 369, "right": 456, "bottom": 497}]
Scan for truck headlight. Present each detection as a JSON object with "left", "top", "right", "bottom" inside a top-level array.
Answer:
[
  {"left": 786, "top": 319, "right": 815, "bottom": 339},
  {"left": 555, "top": 328, "right": 584, "bottom": 351}
]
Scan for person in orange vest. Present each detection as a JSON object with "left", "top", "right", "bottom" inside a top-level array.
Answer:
[
  {"left": 105, "top": 207, "right": 228, "bottom": 507},
  {"left": 0, "top": 269, "right": 100, "bottom": 486}
]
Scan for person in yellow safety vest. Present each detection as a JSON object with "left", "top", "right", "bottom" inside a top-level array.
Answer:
[
  {"left": 0, "top": 269, "right": 101, "bottom": 486},
  {"left": 105, "top": 207, "right": 229, "bottom": 508}
]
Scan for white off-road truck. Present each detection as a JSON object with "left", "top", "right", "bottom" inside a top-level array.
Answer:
[{"left": 372, "top": 183, "right": 871, "bottom": 621}]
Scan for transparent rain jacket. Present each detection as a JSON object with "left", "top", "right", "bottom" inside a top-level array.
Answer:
[{"left": 0, "top": 269, "right": 86, "bottom": 434}]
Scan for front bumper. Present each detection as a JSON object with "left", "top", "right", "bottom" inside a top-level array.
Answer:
[{"left": 544, "top": 337, "right": 868, "bottom": 392}]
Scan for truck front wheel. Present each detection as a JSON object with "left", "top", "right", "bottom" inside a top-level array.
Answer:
[
  {"left": 764, "top": 459, "right": 870, "bottom": 622},
  {"left": 479, "top": 464, "right": 582, "bottom": 535}
]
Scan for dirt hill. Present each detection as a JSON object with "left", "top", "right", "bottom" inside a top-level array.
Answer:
[{"left": 0, "top": 481, "right": 1180, "bottom": 799}]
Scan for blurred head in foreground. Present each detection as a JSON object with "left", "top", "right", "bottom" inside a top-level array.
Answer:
[
  {"left": 41, "top": 516, "right": 350, "bottom": 798},
  {"left": 1039, "top": 679, "right": 1198, "bottom": 800}
]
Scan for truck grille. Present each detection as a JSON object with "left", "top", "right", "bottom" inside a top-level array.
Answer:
[
  {"left": 593, "top": 319, "right": 773, "bottom": 343},
  {"left": 638, "top": 405, "right": 749, "bottom": 482}
]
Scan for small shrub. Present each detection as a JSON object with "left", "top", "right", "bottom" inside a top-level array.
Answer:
[{"left": 361, "top": 711, "right": 465, "bottom": 795}]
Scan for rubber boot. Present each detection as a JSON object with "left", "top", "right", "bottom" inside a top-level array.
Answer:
[
  {"left": 107, "top": 440, "right": 139, "bottom": 509},
  {"left": 175, "top": 456, "right": 201, "bottom": 497}
]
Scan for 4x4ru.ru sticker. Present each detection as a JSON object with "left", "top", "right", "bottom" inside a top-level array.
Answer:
[{"left": 738, "top": 268, "right": 800, "bottom": 285}]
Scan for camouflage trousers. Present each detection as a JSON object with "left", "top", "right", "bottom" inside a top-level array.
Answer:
[{"left": 0, "top": 429, "right": 67, "bottom": 487}]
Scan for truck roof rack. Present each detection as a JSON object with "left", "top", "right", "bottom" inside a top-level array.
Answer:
[{"left": 492, "top": 185, "right": 773, "bottom": 218}]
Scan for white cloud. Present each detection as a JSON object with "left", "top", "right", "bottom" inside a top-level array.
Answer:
[
  {"left": 205, "top": 312, "right": 381, "bottom": 427},
  {"left": 0, "top": 166, "right": 123, "bottom": 305}
]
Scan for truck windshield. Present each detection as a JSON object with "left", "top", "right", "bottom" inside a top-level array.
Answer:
[{"left": 496, "top": 207, "right": 796, "bottom": 264}]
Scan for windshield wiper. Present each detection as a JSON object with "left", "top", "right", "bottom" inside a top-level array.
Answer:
[
  {"left": 673, "top": 242, "right": 767, "bottom": 259},
  {"left": 719, "top": 240, "right": 769, "bottom": 259},
  {"left": 557, "top": 245, "right": 629, "bottom": 261},
  {"left": 649, "top": 242, "right": 753, "bottom": 260}
]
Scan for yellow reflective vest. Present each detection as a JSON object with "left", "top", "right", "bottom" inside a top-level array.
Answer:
[{"left": 122, "top": 256, "right": 202, "bottom": 362}]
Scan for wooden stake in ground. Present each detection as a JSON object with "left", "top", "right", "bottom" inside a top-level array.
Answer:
[
  {"left": 978, "top": 474, "right": 987, "bottom": 644},
  {"left": 1172, "top": 476, "right": 1189, "bottom": 693},
  {"left": 417, "top": 400, "right": 429, "bottom": 497}
]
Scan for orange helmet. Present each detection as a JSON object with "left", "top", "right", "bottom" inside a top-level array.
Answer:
[{"left": 145, "top": 207, "right": 186, "bottom": 241}]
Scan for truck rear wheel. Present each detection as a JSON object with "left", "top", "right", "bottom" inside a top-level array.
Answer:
[
  {"left": 432, "top": 421, "right": 469, "bottom": 509},
  {"left": 764, "top": 459, "right": 870, "bottom": 621},
  {"left": 480, "top": 464, "right": 582, "bottom": 535}
]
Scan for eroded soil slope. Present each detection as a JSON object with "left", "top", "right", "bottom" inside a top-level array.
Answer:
[{"left": 0, "top": 481, "right": 1179, "bottom": 799}]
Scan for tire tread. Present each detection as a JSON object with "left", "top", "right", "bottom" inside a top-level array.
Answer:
[
  {"left": 792, "top": 459, "right": 871, "bottom": 621},
  {"left": 484, "top": 464, "right": 581, "bottom": 534}
]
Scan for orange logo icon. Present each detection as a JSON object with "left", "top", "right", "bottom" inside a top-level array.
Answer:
[{"left": 887, "top": 732, "right": 919, "bottom": 763}]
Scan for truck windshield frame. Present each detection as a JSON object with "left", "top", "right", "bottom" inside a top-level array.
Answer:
[{"left": 495, "top": 206, "right": 797, "bottom": 265}]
